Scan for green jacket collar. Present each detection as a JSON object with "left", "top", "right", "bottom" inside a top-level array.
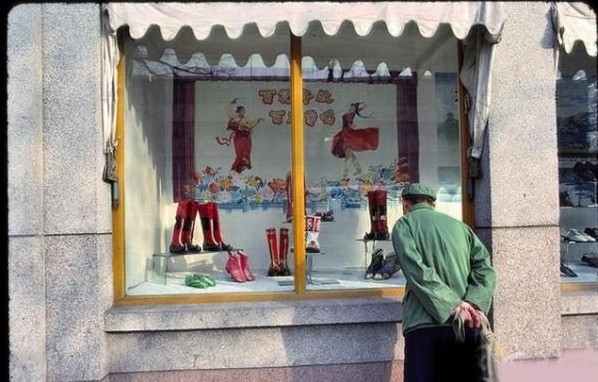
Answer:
[{"left": 408, "top": 203, "right": 434, "bottom": 213}]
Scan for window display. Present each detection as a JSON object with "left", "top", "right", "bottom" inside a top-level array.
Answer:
[
  {"left": 121, "top": 21, "right": 465, "bottom": 297},
  {"left": 557, "top": 43, "right": 598, "bottom": 284}
]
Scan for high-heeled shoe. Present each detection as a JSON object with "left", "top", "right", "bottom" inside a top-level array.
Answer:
[
  {"left": 225, "top": 252, "right": 247, "bottom": 283},
  {"left": 237, "top": 250, "right": 255, "bottom": 281}
]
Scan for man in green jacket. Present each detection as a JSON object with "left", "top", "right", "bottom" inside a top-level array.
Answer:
[{"left": 392, "top": 183, "right": 496, "bottom": 382}]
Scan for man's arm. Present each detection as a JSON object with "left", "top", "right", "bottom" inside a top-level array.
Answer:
[
  {"left": 392, "top": 223, "right": 463, "bottom": 324},
  {"left": 463, "top": 229, "right": 496, "bottom": 314}
]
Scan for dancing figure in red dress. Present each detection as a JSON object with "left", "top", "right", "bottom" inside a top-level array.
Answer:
[
  {"left": 331, "top": 102, "right": 379, "bottom": 177},
  {"left": 225, "top": 98, "right": 264, "bottom": 173}
]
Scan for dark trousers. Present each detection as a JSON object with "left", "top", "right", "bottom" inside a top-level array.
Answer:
[{"left": 404, "top": 325, "right": 484, "bottom": 382}]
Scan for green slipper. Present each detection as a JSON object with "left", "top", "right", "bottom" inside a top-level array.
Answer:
[
  {"left": 185, "top": 274, "right": 216, "bottom": 288},
  {"left": 185, "top": 274, "right": 209, "bottom": 288},
  {"left": 200, "top": 275, "right": 216, "bottom": 287}
]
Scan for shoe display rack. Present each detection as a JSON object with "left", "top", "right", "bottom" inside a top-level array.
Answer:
[
  {"left": 559, "top": 158, "right": 598, "bottom": 281},
  {"left": 147, "top": 248, "right": 242, "bottom": 285},
  {"left": 305, "top": 250, "right": 340, "bottom": 285},
  {"left": 285, "top": 248, "right": 338, "bottom": 285}
]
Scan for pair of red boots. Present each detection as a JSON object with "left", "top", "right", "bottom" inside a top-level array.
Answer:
[
  {"left": 170, "top": 200, "right": 232, "bottom": 254},
  {"left": 363, "top": 190, "right": 389, "bottom": 241},
  {"left": 225, "top": 250, "right": 255, "bottom": 283},
  {"left": 267, "top": 227, "right": 291, "bottom": 276}
]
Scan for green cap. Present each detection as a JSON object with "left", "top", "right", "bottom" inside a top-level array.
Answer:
[{"left": 401, "top": 183, "right": 437, "bottom": 202}]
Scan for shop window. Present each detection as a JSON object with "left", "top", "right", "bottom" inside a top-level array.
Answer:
[
  {"left": 117, "top": 21, "right": 465, "bottom": 300},
  {"left": 556, "top": 43, "right": 598, "bottom": 284}
]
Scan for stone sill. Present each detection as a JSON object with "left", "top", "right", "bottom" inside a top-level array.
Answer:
[
  {"left": 105, "top": 296, "right": 403, "bottom": 332},
  {"left": 561, "top": 287, "right": 598, "bottom": 316}
]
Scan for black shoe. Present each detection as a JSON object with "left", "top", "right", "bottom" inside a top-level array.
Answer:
[
  {"left": 203, "top": 243, "right": 220, "bottom": 252},
  {"left": 574, "top": 161, "right": 597, "bottom": 182},
  {"left": 373, "top": 253, "right": 401, "bottom": 280},
  {"left": 219, "top": 243, "right": 233, "bottom": 251},
  {"left": 364, "top": 232, "right": 376, "bottom": 241},
  {"left": 584, "top": 227, "right": 598, "bottom": 240},
  {"left": 581, "top": 253, "right": 598, "bottom": 268},
  {"left": 268, "top": 263, "right": 284, "bottom": 276},
  {"left": 560, "top": 262, "right": 578, "bottom": 277},
  {"left": 186, "top": 244, "right": 202, "bottom": 253},
  {"left": 559, "top": 191, "right": 574, "bottom": 207},
  {"left": 169, "top": 243, "right": 187, "bottom": 254},
  {"left": 315, "top": 210, "right": 334, "bottom": 222},
  {"left": 365, "top": 248, "right": 384, "bottom": 279}
]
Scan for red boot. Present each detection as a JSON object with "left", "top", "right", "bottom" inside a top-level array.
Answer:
[
  {"left": 267, "top": 227, "right": 280, "bottom": 276},
  {"left": 181, "top": 200, "right": 202, "bottom": 253},
  {"left": 209, "top": 202, "right": 232, "bottom": 251},
  {"left": 305, "top": 215, "right": 321, "bottom": 253},
  {"left": 237, "top": 250, "right": 255, "bottom": 281},
  {"left": 169, "top": 200, "right": 188, "bottom": 253},
  {"left": 279, "top": 227, "right": 291, "bottom": 275},
  {"left": 374, "top": 190, "right": 389, "bottom": 240},
  {"left": 364, "top": 190, "right": 378, "bottom": 241},
  {"left": 225, "top": 252, "right": 246, "bottom": 282},
  {"left": 198, "top": 203, "right": 220, "bottom": 252}
]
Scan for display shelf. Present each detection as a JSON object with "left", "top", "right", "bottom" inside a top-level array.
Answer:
[
  {"left": 155, "top": 249, "right": 243, "bottom": 273},
  {"left": 306, "top": 251, "right": 340, "bottom": 285},
  {"left": 287, "top": 248, "right": 335, "bottom": 285}
]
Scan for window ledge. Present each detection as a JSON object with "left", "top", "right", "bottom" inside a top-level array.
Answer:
[
  {"left": 105, "top": 297, "right": 403, "bottom": 332},
  {"left": 561, "top": 286, "right": 598, "bottom": 316}
]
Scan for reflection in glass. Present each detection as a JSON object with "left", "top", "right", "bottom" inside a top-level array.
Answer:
[{"left": 557, "top": 44, "right": 598, "bottom": 284}]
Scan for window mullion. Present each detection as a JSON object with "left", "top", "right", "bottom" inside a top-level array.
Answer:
[{"left": 290, "top": 34, "right": 306, "bottom": 295}]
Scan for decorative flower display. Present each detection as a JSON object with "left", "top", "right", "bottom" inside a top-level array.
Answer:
[{"left": 181, "top": 160, "right": 410, "bottom": 212}]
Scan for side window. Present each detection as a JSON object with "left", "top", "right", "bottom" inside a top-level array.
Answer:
[{"left": 557, "top": 44, "right": 598, "bottom": 283}]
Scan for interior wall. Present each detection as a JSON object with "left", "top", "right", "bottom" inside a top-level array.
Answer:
[{"left": 124, "top": 76, "right": 173, "bottom": 289}]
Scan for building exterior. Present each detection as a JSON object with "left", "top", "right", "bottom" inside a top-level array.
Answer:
[{"left": 7, "top": 2, "right": 597, "bottom": 381}]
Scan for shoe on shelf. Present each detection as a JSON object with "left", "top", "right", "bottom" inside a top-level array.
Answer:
[
  {"left": 186, "top": 244, "right": 202, "bottom": 253},
  {"left": 315, "top": 210, "right": 334, "bottom": 222},
  {"left": 559, "top": 191, "right": 574, "bottom": 207},
  {"left": 306, "top": 241, "right": 321, "bottom": 253},
  {"left": 584, "top": 227, "right": 598, "bottom": 240},
  {"left": 267, "top": 263, "right": 281, "bottom": 277},
  {"left": 203, "top": 243, "right": 221, "bottom": 252},
  {"left": 561, "top": 228, "right": 591, "bottom": 242},
  {"left": 373, "top": 253, "right": 401, "bottom": 280},
  {"left": 581, "top": 253, "right": 598, "bottom": 268},
  {"left": 169, "top": 243, "right": 187, "bottom": 254},
  {"left": 184, "top": 274, "right": 215, "bottom": 288},
  {"left": 365, "top": 248, "right": 384, "bottom": 279},
  {"left": 225, "top": 253, "right": 247, "bottom": 283},
  {"left": 220, "top": 242, "right": 233, "bottom": 251},
  {"left": 363, "top": 232, "right": 376, "bottom": 241},
  {"left": 237, "top": 250, "right": 256, "bottom": 281},
  {"left": 574, "top": 161, "right": 597, "bottom": 182},
  {"left": 582, "top": 232, "right": 597, "bottom": 242},
  {"left": 560, "top": 262, "right": 578, "bottom": 277}
]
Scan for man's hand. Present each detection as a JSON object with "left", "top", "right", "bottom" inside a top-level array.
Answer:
[{"left": 454, "top": 301, "right": 482, "bottom": 329}]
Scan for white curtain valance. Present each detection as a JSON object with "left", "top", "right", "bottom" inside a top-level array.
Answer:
[
  {"left": 552, "top": 2, "right": 597, "bottom": 57},
  {"left": 102, "top": 1, "right": 505, "bottom": 182},
  {"left": 105, "top": 2, "right": 505, "bottom": 42}
]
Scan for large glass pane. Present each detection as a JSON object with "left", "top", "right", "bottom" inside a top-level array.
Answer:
[
  {"left": 122, "top": 25, "right": 296, "bottom": 295},
  {"left": 557, "top": 44, "right": 598, "bottom": 284},
  {"left": 302, "top": 22, "right": 463, "bottom": 290}
]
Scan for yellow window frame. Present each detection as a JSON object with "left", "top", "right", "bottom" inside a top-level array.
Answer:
[{"left": 112, "top": 34, "right": 473, "bottom": 305}]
